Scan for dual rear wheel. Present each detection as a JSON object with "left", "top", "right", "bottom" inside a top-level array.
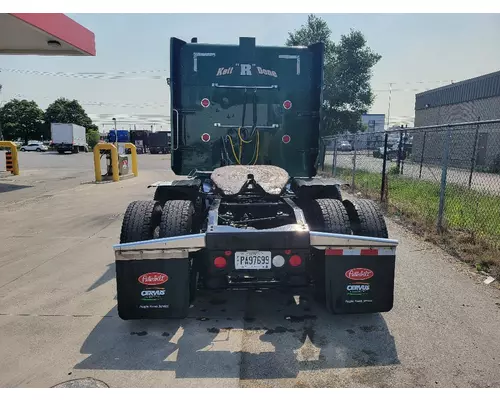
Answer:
[
  {"left": 120, "top": 199, "right": 194, "bottom": 243},
  {"left": 306, "top": 198, "right": 388, "bottom": 238},
  {"left": 306, "top": 197, "right": 388, "bottom": 311},
  {"left": 120, "top": 199, "right": 197, "bottom": 302}
]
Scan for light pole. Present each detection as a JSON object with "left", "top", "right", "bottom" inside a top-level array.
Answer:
[
  {"left": 386, "top": 82, "right": 393, "bottom": 129},
  {"left": 112, "top": 118, "right": 117, "bottom": 148}
]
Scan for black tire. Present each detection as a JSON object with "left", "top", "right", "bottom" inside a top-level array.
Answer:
[
  {"left": 36, "top": 148, "right": 41, "bottom": 152},
  {"left": 309, "top": 198, "right": 351, "bottom": 234},
  {"left": 160, "top": 200, "right": 196, "bottom": 302},
  {"left": 20, "top": 148, "right": 26, "bottom": 152},
  {"left": 120, "top": 200, "right": 162, "bottom": 244},
  {"left": 159, "top": 200, "right": 194, "bottom": 238},
  {"left": 306, "top": 199, "right": 351, "bottom": 305},
  {"left": 58, "top": 150, "right": 65, "bottom": 154},
  {"left": 342, "top": 199, "right": 388, "bottom": 238}
]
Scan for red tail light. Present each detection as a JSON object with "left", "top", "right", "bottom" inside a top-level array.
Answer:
[
  {"left": 289, "top": 255, "right": 302, "bottom": 267},
  {"left": 214, "top": 257, "right": 227, "bottom": 269}
]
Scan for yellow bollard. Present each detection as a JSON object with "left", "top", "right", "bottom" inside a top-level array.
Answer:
[
  {"left": 124, "top": 143, "right": 138, "bottom": 177},
  {"left": 0, "top": 141, "right": 19, "bottom": 175},
  {"left": 93, "top": 143, "right": 119, "bottom": 182}
]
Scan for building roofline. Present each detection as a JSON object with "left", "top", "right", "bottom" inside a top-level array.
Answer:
[{"left": 416, "top": 70, "right": 500, "bottom": 98}]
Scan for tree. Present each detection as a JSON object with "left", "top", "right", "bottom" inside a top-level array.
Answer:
[
  {"left": 86, "top": 129, "right": 100, "bottom": 149},
  {"left": 0, "top": 99, "right": 44, "bottom": 143},
  {"left": 286, "top": 14, "right": 381, "bottom": 135},
  {"left": 44, "top": 97, "right": 97, "bottom": 131}
]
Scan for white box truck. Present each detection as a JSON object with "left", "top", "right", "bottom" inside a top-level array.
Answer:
[{"left": 51, "top": 123, "right": 89, "bottom": 154}]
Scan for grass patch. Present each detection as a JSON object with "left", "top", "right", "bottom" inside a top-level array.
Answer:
[{"left": 325, "top": 166, "right": 500, "bottom": 279}]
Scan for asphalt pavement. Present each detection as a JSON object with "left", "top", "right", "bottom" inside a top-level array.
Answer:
[{"left": 0, "top": 152, "right": 499, "bottom": 387}]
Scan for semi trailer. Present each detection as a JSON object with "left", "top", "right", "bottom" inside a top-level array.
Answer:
[{"left": 113, "top": 37, "right": 398, "bottom": 320}]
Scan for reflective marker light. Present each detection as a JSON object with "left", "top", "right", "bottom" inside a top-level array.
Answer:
[
  {"left": 224, "top": 250, "right": 232, "bottom": 256},
  {"left": 289, "top": 255, "right": 302, "bottom": 267},
  {"left": 214, "top": 257, "right": 227, "bottom": 269},
  {"left": 201, "top": 133, "right": 211, "bottom": 142},
  {"left": 282, "top": 135, "right": 291, "bottom": 144},
  {"left": 201, "top": 98, "right": 210, "bottom": 108},
  {"left": 283, "top": 100, "right": 292, "bottom": 110},
  {"left": 284, "top": 249, "right": 292, "bottom": 255},
  {"left": 272, "top": 255, "right": 285, "bottom": 267}
]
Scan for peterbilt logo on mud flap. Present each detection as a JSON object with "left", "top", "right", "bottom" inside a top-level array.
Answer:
[
  {"left": 345, "top": 268, "right": 374, "bottom": 281},
  {"left": 138, "top": 272, "right": 168, "bottom": 285}
]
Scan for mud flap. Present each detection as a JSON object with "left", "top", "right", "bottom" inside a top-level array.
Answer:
[
  {"left": 116, "top": 250, "right": 190, "bottom": 319},
  {"left": 324, "top": 252, "right": 395, "bottom": 314}
]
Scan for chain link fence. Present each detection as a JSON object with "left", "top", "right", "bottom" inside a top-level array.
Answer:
[{"left": 322, "top": 120, "right": 500, "bottom": 259}]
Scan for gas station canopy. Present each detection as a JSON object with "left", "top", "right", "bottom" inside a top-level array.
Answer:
[{"left": 0, "top": 13, "right": 95, "bottom": 56}]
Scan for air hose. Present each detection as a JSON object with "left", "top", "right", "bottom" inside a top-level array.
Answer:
[{"left": 223, "top": 90, "right": 260, "bottom": 166}]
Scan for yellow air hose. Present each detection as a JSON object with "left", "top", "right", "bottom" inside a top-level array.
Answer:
[{"left": 227, "top": 128, "right": 260, "bottom": 165}]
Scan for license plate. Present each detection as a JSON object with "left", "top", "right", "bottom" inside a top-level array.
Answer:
[{"left": 234, "top": 251, "right": 272, "bottom": 270}]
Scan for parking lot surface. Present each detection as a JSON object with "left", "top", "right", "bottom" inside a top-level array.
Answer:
[{"left": 0, "top": 152, "right": 499, "bottom": 387}]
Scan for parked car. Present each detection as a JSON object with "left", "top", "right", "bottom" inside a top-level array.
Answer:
[
  {"left": 337, "top": 140, "right": 352, "bottom": 152},
  {"left": 373, "top": 141, "right": 412, "bottom": 161},
  {"left": 20, "top": 143, "right": 48, "bottom": 152}
]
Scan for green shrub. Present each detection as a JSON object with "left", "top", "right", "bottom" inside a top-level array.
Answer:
[{"left": 86, "top": 130, "right": 100, "bottom": 149}]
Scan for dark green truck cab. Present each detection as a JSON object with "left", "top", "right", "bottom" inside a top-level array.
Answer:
[{"left": 169, "top": 37, "right": 324, "bottom": 177}]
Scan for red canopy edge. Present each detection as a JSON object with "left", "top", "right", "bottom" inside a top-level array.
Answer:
[{"left": 9, "top": 13, "right": 96, "bottom": 56}]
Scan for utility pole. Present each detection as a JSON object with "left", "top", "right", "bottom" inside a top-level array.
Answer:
[{"left": 386, "top": 82, "right": 393, "bottom": 129}]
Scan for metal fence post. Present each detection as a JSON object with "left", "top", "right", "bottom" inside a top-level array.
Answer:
[
  {"left": 351, "top": 132, "right": 357, "bottom": 194},
  {"left": 380, "top": 132, "right": 389, "bottom": 202},
  {"left": 332, "top": 137, "right": 338, "bottom": 177},
  {"left": 400, "top": 125, "right": 408, "bottom": 175},
  {"left": 320, "top": 139, "right": 325, "bottom": 171},
  {"left": 468, "top": 117, "right": 480, "bottom": 189},
  {"left": 437, "top": 125, "right": 452, "bottom": 231},
  {"left": 396, "top": 126, "right": 404, "bottom": 173},
  {"left": 419, "top": 130, "right": 427, "bottom": 179}
]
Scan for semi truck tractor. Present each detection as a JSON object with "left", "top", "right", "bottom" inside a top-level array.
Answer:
[
  {"left": 113, "top": 37, "right": 398, "bottom": 320},
  {"left": 129, "top": 130, "right": 150, "bottom": 154},
  {"left": 149, "top": 131, "right": 171, "bottom": 154},
  {"left": 51, "top": 123, "right": 89, "bottom": 154}
]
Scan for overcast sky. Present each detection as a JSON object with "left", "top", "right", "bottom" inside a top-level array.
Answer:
[{"left": 1, "top": 13, "right": 500, "bottom": 131}]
